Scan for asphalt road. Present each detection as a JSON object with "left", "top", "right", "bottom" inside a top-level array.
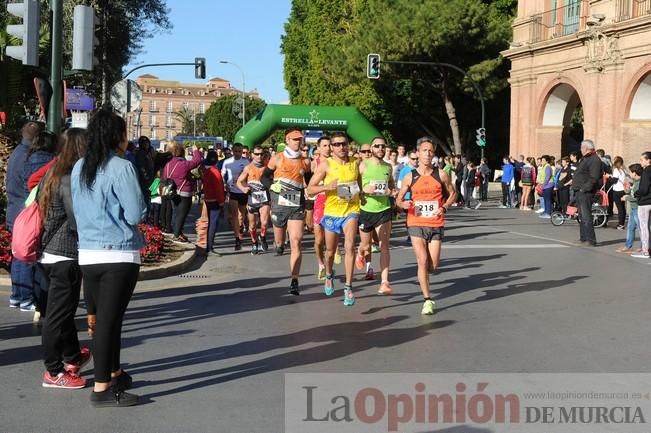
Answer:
[{"left": 1, "top": 199, "right": 649, "bottom": 433}]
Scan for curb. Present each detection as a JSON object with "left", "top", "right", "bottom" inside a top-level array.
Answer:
[{"left": 0, "top": 244, "right": 198, "bottom": 287}]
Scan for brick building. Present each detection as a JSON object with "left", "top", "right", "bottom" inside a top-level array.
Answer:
[
  {"left": 129, "top": 74, "right": 258, "bottom": 141},
  {"left": 503, "top": 0, "right": 651, "bottom": 162}
]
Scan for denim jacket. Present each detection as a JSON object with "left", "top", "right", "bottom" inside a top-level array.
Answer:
[{"left": 71, "top": 152, "right": 147, "bottom": 251}]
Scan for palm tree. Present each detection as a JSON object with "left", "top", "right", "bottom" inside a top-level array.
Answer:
[{"left": 173, "top": 105, "right": 195, "bottom": 135}]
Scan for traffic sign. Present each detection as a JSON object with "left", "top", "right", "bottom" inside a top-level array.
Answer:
[{"left": 110, "top": 79, "right": 142, "bottom": 114}]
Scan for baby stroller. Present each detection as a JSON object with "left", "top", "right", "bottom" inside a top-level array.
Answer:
[{"left": 550, "top": 185, "right": 609, "bottom": 228}]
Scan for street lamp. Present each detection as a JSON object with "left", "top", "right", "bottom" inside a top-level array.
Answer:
[{"left": 219, "top": 60, "right": 246, "bottom": 127}]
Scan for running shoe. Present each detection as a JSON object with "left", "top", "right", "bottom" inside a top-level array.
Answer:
[
  {"left": 631, "top": 252, "right": 650, "bottom": 259},
  {"left": 317, "top": 267, "right": 326, "bottom": 281},
  {"left": 20, "top": 303, "right": 36, "bottom": 312},
  {"left": 421, "top": 299, "right": 436, "bottom": 315},
  {"left": 535, "top": 208, "right": 545, "bottom": 214},
  {"left": 234, "top": 238, "right": 242, "bottom": 251},
  {"left": 378, "top": 282, "right": 393, "bottom": 295},
  {"left": 343, "top": 288, "right": 355, "bottom": 306},
  {"left": 364, "top": 267, "right": 375, "bottom": 281},
  {"left": 42, "top": 371, "right": 86, "bottom": 389},
  {"left": 260, "top": 235, "right": 268, "bottom": 252},
  {"left": 251, "top": 242, "right": 258, "bottom": 255},
  {"left": 64, "top": 347, "right": 92, "bottom": 374},
  {"left": 275, "top": 245, "right": 284, "bottom": 256},
  {"left": 355, "top": 254, "right": 365, "bottom": 271},
  {"left": 371, "top": 244, "right": 380, "bottom": 253},
  {"left": 288, "top": 279, "right": 300, "bottom": 296},
  {"left": 324, "top": 275, "right": 335, "bottom": 296},
  {"left": 334, "top": 250, "right": 342, "bottom": 264}
]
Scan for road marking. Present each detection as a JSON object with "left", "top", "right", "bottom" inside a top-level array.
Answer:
[{"left": 393, "top": 244, "right": 569, "bottom": 250}]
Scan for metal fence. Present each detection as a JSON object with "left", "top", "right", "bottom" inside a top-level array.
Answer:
[{"left": 530, "top": 0, "right": 588, "bottom": 43}]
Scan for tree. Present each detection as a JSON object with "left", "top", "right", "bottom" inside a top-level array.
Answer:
[
  {"left": 173, "top": 105, "right": 194, "bottom": 135},
  {"left": 204, "top": 94, "right": 266, "bottom": 142},
  {"left": 281, "top": 0, "right": 516, "bottom": 156}
]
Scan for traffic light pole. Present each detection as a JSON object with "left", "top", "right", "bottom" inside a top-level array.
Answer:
[
  {"left": 382, "top": 60, "right": 486, "bottom": 159},
  {"left": 47, "top": 0, "right": 63, "bottom": 133}
]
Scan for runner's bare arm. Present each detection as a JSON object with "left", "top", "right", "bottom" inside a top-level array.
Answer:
[
  {"left": 395, "top": 172, "right": 413, "bottom": 209},
  {"left": 440, "top": 169, "right": 457, "bottom": 210},
  {"left": 261, "top": 154, "right": 278, "bottom": 188},
  {"left": 307, "top": 161, "right": 335, "bottom": 196},
  {"left": 236, "top": 165, "right": 250, "bottom": 194}
]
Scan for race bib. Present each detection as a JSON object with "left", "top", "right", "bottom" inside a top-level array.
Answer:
[
  {"left": 251, "top": 190, "right": 269, "bottom": 204},
  {"left": 278, "top": 191, "right": 301, "bottom": 207},
  {"left": 369, "top": 181, "right": 388, "bottom": 196},
  {"left": 337, "top": 182, "right": 360, "bottom": 201},
  {"left": 414, "top": 201, "right": 439, "bottom": 218}
]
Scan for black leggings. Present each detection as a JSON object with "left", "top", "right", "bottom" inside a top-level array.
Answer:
[
  {"left": 612, "top": 190, "right": 627, "bottom": 226},
  {"left": 161, "top": 197, "right": 174, "bottom": 232},
  {"left": 81, "top": 263, "right": 139, "bottom": 383},
  {"left": 173, "top": 196, "right": 193, "bottom": 236},
  {"left": 42, "top": 261, "right": 82, "bottom": 375}
]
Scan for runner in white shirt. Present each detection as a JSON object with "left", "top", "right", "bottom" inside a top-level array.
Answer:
[{"left": 221, "top": 143, "right": 250, "bottom": 250}]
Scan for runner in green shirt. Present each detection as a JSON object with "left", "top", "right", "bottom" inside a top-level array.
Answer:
[{"left": 356, "top": 136, "right": 396, "bottom": 294}]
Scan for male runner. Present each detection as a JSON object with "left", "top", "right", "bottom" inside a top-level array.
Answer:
[
  {"left": 221, "top": 143, "right": 249, "bottom": 250},
  {"left": 357, "top": 136, "right": 395, "bottom": 294},
  {"left": 262, "top": 128, "right": 311, "bottom": 295},
  {"left": 310, "top": 136, "right": 331, "bottom": 280},
  {"left": 396, "top": 137, "right": 456, "bottom": 315},
  {"left": 307, "top": 132, "right": 361, "bottom": 306},
  {"left": 236, "top": 145, "right": 271, "bottom": 254}
]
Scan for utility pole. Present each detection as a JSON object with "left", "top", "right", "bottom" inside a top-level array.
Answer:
[{"left": 47, "top": 0, "right": 63, "bottom": 133}]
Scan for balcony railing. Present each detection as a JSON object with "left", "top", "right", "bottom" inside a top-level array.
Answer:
[
  {"left": 616, "top": 0, "right": 651, "bottom": 21},
  {"left": 530, "top": 0, "right": 588, "bottom": 43}
]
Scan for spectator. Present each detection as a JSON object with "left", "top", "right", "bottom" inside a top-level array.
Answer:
[
  {"left": 201, "top": 150, "right": 225, "bottom": 256},
  {"left": 454, "top": 155, "right": 465, "bottom": 206},
  {"left": 499, "top": 156, "right": 514, "bottom": 208},
  {"left": 387, "top": 148, "right": 403, "bottom": 186},
  {"left": 632, "top": 151, "right": 651, "bottom": 259},
  {"left": 617, "top": 163, "right": 643, "bottom": 254},
  {"left": 519, "top": 157, "right": 536, "bottom": 210},
  {"left": 396, "top": 144, "right": 409, "bottom": 165},
  {"left": 572, "top": 140, "right": 603, "bottom": 246},
  {"left": 538, "top": 155, "right": 554, "bottom": 218},
  {"left": 512, "top": 155, "right": 524, "bottom": 207},
  {"left": 6, "top": 121, "right": 42, "bottom": 310},
  {"left": 161, "top": 143, "right": 202, "bottom": 242},
  {"left": 71, "top": 109, "right": 147, "bottom": 407},
  {"left": 556, "top": 157, "right": 573, "bottom": 214},
  {"left": 39, "top": 128, "right": 90, "bottom": 389},
  {"left": 135, "top": 136, "right": 156, "bottom": 210},
  {"left": 464, "top": 161, "right": 481, "bottom": 210},
  {"left": 148, "top": 171, "right": 161, "bottom": 227},
  {"left": 610, "top": 156, "right": 628, "bottom": 230},
  {"left": 479, "top": 158, "right": 490, "bottom": 201}
]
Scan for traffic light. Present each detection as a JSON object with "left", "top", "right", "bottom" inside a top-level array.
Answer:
[
  {"left": 72, "top": 5, "right": 100, "bottom": 71},
  {"left": 476, "top": 128, "right": 486, "bottom": 147},
  {"left": 195, "top": 57, "right": 206, "bottom": 79},
  {"left": 367, "top": 53, "right": 380, "bottom": 79},
  {"left": 5, "top": 0, "right": 40, "bottom": 66}
]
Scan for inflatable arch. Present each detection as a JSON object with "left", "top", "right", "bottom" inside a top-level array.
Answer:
[{"left": 233, "top": 104, "right": 382, "bottom": 149}]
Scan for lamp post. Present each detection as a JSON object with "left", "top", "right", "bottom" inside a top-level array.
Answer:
[{"left": 219, "top": 60, "right": 246, "bottom": 127}]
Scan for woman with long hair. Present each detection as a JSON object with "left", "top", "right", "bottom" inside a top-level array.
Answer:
[
  {"left": 610, "top": 156, "right": 628, "bottom": 229},
  {"left": 519, "top": 157, "right": 536, "bottom": 210},
  {"left": 39, "top": 128, "right": 90, "bottom": 390},
  {"left": 71, "top": 110, "right": 147, "bottom": 407}
]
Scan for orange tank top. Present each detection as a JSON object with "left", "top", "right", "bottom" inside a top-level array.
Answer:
[
  {"left": 407, "top": 170, "right": 445, "bottom": 228},
  {"left": 274, "top": 153, "right": 309, "bottom": 190}
]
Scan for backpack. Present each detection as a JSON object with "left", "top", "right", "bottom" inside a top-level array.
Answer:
[
  {"left": 11, "top": 197, "right": 44, "bottom": 263},
  {"left": 410, "top": 168, "right": 450, "bottom": 201}
]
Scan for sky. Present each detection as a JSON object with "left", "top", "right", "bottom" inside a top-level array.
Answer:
[{"left": 124, "top": 0, "right": 292, "bottom": 104}]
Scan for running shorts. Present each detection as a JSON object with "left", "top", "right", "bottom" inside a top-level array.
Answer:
[
  {"left": 320, "top": 213, "right": 360, "bottom": 235},
  {"left": 359, "top": 208, "right": 392, "bottom": 233},
  {"left": 408, "top": 226, "right": 444, "bottom": 243}
]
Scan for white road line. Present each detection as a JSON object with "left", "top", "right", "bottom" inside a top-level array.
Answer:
[{"left": 392, "top": 244, "right": 569, "bottom": 250}]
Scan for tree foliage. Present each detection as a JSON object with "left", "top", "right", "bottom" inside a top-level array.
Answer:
[
  {"left": 281, "top": 0, "right": 516, "bottom": 158},
  {"left": 204, "top": 94, "right": 267, "bottom": 142}
]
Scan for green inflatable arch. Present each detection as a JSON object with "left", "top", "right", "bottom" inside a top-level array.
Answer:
[{"left": 233, "top": 104, "right": 382, "bottom": 149}]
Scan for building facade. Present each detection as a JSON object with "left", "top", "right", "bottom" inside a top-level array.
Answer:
[
  {"left": 130, "top": 74, "right": 258, "bottom": 142},
  {"left": 503, "top": 0, "right": 651, "bottom": 162}
]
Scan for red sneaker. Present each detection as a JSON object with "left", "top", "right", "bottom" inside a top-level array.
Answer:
[
  {"left": 42, "top": 371, "right": 86, "bottom": 389},
  {"left": 355, "top": 254, "right": 365, "bottom": 271},
  {"left": 64, "top": 347, "right": 92, "bottom": 374}
]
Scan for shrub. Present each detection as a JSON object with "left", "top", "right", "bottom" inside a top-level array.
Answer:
[{"left": 139, "top": 224, "right": 165, "bottom": 263}]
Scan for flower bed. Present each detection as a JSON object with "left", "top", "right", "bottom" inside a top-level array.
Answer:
[
  {"left": 0, "top": 224, "right": 12, "bottom": 270},
  {"left": 139, "top": 224, "right": 165, "bottom": 263}
]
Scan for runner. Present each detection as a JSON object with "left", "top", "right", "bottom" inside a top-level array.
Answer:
[
  {"left": 236, "top": 145, "right": 271, "bottom": 255},
  {"left": 262, "top": 128, "right": 311, "bottom": 295},
  {"left": 396, "top": 137, "right": 456, "bottom": 315},
  {"left": 302, "top": 144, "right": 315, "bottom": 233},
  {"left": 357, "top": 136, "right": 395, "bottom": 293},
  {"left": 310, "top": 136, "right": 332, "bottom": 280},
  {"left": 221, "top": 143, "right": 250, "bottom": 250},
  {"left": 307, "top": 132, "right": 361, "bottom": 306}
]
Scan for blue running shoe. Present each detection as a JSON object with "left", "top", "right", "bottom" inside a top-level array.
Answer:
[
  {"left": 324, "top": 275, "right": 335, "bottom": 296},
  {"left": 343, "top": 287, "right": 355, "bottom": 306}
]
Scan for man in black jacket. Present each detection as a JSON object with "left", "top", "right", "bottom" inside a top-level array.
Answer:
[{"left": 572, "top": 140, "right": 603, "bottom": 246}]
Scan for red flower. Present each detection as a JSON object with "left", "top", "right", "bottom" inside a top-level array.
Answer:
[{"left": 138, "top": 224, "right": 165, "bottom": 263}]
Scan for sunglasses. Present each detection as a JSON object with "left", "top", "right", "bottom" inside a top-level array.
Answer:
[
  {"left": 360, "top": 150, "right": 371, "bottom": 154},
  {"left": 301, "top": 148, "right": 309, "bottom": 152},
  {"left": 290, "top": 137, "right": 302, "bottom": 141},
  {"left": 331, "top": 142, "right": 348, "bottom": 147},
  {"left": 253, "top": 152, "right": 263, "bottom": 156},
  {"left": 372, "top": 144, "right": 387, "bottom": 148},
  {"left": 410, "top": 157, "right": 419, "bottom": 161}
]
